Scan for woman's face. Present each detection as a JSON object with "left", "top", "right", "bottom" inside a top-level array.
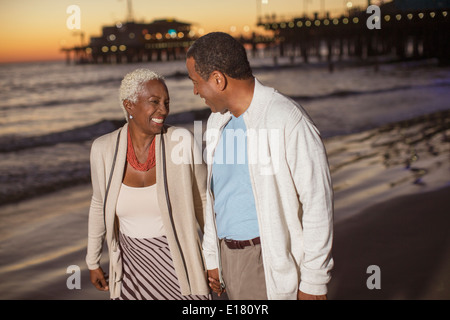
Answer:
[{"left": 127, "top": 79, "right": 169, "bottom": 136}]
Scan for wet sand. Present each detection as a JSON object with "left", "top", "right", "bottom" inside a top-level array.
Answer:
[
  {"left": 329, "top": 186, "right": 450, "bottom": 299},
  {"left": 326, "top": 110, "right": 450, "bottom": 299}
]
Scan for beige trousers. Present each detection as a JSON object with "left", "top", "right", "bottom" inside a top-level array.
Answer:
[{"left": 220, "top": 240, "right": 268, "bottom": 300}]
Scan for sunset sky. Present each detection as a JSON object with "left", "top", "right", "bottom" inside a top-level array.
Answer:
[{"left": 0, "top": 0, "right": 374, "bottom": 63}]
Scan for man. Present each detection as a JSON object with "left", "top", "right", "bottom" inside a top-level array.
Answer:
[{"left": 186, "top": 32, "right": 334, "bottom": 300}]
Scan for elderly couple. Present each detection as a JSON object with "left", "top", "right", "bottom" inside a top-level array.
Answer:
[{"left": 86, "top": 32, "right": 334, "bottom": 300}]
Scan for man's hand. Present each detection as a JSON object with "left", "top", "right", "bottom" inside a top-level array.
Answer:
[
  {"left": 207, "top": 268, "right": 225, "bottom": 296},
  {"left": 297, "top": 290, "right": 327, "bottom": 300},
  {"left": 89, "top": 267, "right": 109, "bottom": 291}
]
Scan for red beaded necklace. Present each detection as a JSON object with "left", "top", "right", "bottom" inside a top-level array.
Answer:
[{"left": 127, "top": 129, "right": 156, "bottom": 171}]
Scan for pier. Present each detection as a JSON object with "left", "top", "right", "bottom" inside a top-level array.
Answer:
[
  {"left": 257, "top": 1, "right": 450, "bottom": 65},
  {"left": 61, "top": 19, "right": 195, "bottom": 64}
]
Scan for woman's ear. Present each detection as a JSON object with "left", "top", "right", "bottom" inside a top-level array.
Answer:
[{"left": 123, "top": 99, "right": 133, "bottom": 113}]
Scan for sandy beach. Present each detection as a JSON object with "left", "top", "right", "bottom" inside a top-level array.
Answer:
[
  {"left": 329, "top": 185, "right": 450, "bottom": 299},
  {"left": 0, "top": 109, "right": 449, "bottom": 300}
]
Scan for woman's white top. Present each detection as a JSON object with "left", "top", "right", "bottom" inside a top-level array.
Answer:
[{"left": 116, "top": 183, "right": 166, "bottom": 238}]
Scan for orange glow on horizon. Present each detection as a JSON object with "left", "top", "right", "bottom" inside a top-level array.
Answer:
[{"left": 1, "top": 34, "right": 67, "bottom": 63}]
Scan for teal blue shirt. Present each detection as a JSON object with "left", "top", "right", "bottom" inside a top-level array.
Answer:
[{"left": 212, "top": 114, "right": 260, "bottom": 240}]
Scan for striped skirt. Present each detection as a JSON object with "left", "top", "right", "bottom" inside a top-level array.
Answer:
[{"left": 116, "top": 232, "right": 210, "bottom": 300}]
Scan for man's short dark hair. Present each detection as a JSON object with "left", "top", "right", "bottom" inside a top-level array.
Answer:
[{"left": 187, "top": 32, "right": 253, "bottom": 81}]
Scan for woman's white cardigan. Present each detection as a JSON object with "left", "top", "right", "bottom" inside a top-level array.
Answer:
[{"left": 86, "top": 124, "right": 210, "bottom": 299}]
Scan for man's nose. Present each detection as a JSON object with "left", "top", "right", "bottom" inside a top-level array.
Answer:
[{"left": 193, "top": 86, "right": 198, "bottom": 95}]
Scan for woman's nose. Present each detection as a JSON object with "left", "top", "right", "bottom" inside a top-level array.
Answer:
[{"left": 158, "top": 102, "right": 169, "bottom": 115}]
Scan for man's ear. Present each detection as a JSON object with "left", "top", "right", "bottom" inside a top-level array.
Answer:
[{"left": 211, "top": 71, "right": 227, "bottom": 91}]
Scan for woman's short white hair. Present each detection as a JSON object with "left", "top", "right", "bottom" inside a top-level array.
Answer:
[{"left": 119, "top": 68, "right": 165, "bottom": 121}]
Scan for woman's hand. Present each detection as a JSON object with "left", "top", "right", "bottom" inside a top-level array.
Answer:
[{"left": 89, "top": 267, "right": 109, "bottom": 291}]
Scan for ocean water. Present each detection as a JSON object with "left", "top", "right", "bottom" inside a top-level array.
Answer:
[{"left": 0, "top": 56, "right": 449, "bottom": 205}]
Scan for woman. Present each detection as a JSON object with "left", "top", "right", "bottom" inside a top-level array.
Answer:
[{"left": 86, "top": 68, "right": 210, "bottom": 300}]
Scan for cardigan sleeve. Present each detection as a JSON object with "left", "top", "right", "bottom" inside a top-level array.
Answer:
[
  {"left": 85, "top": 138, "right": 107, "bottom": 270},
  {"left": 202, "top": 190, "right": 219, "bottom": 270},
  {"left": 191, "top": 136, "right": 207, "bottom": 234},
  {"left": 202, "top": 115, "right": 221, "bottom": 270},
  {"left": 286, "top": 113, "right": 334, "bottom": 296}
]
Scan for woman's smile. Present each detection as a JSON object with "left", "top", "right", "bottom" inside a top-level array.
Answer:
[{"left": 151, "top": 117, "right": 164, "bottom": 125}]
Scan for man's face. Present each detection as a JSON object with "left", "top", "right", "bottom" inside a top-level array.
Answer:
[{"left": 186, "top": 57, "right": 225, "bottom": 113}]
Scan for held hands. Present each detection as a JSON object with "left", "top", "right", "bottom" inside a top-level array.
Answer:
[
  {"left": 207, "top": 268, "right": 225, "bottom": 297},
  {"left": 89, "top": 267, "right": 109, "bottom": 291}
]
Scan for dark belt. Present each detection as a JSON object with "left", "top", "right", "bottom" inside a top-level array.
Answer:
[{"left": 223, "top": 237, "right": 261, "bottom": 250}]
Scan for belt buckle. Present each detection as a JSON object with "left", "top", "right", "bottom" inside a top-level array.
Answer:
[{"left": 224, "top": 238, "right": 242, "bottom": 249}]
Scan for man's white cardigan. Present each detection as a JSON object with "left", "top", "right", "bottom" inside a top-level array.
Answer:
[{"left": 202, "top": 79, "right": 334, "bottom": 299}]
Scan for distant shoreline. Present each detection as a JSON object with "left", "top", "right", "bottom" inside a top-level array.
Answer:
[{"left": 1, "top": 55, "right": 446, "bottom": 69}]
